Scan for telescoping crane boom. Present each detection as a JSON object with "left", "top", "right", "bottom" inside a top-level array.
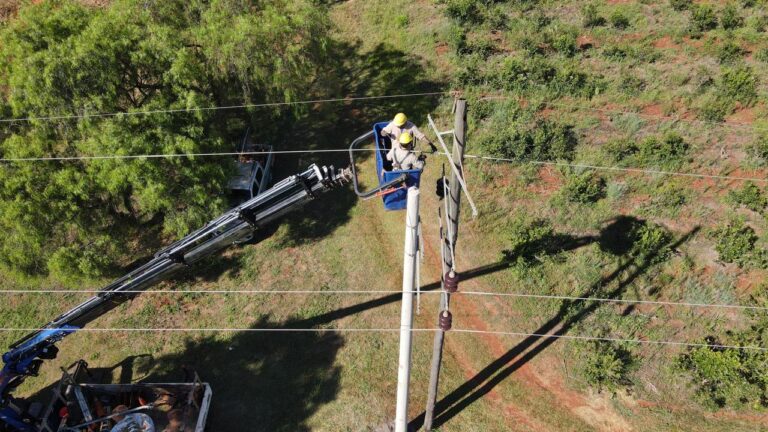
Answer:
[{"left": 0, "top": 164, "right": 351, "bottom": 432}]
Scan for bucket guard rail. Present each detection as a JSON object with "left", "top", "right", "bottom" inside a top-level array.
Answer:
[{"left": 348, "top": 130, "right": 407, "bottom": 200}]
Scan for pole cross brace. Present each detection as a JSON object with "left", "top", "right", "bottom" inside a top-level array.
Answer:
[{"left": 427, "top": 114, "right": 479, "bottom": 217}]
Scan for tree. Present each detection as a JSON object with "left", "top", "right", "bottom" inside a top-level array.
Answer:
[{"left": 0, "top": 0, "right": 331, "bottom": 280}]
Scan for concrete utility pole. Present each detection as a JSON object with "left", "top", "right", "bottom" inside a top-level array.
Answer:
[
  {"left": 424, "top": 99, "right": 467, "bottom": 431},
  {"left": 395, "top": 187, "right": 420, "bottom": 432}
]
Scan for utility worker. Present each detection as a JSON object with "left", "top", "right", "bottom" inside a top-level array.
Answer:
[
  {"left": 387, "top": 131, "right": 425, "bottom": 170},
  {"left": 110, "top": 405, "right": 155, "bottom": 432},
  {"left": 381, "top": 112, "right": 438, "bottom": 154}
]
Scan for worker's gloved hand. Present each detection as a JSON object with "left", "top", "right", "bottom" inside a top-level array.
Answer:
[
  {"left": 418, "top": 154, "right": 427, "bottom": 162},
  {"left": 429, "top": 142, "right": 438, "bottom": 154}
]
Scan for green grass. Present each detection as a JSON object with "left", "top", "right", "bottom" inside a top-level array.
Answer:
[{"left": 3, "top": 1, "right": 768, "bottom": 431}]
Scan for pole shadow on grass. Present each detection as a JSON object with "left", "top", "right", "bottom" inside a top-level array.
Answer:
[{"left": 409, "top": 218, "right": 700, "bottom": 430}]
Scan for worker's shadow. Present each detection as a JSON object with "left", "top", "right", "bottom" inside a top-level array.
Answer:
[
  {"left": 410, "top": 217, "right": 699, "bottom": 430},
  {"left": 142, "top": 316, "right": 343, "bottom": 432}
]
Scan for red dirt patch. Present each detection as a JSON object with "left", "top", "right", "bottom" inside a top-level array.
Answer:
[
  {"left": 653, "top": 36, "right": 679, "bottom": 50},
  {"left": 641, "top": 104, "right": 664, "bottom": 117},
  {"left": 436, "top": 42, "right": 449, "bottom": 56},
  {"left": 528, "top": 166, "right": 563, "bottom": 196},
  {"left": 578, "top": 35, "right": 597, "bottom": 49},
  {"left": 726, "top": 106, "right": 756, "bottom": 126}
]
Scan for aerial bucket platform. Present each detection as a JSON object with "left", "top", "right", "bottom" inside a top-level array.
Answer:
[{"left": 349, "top": 123, "right": 423, "bottom": 210}]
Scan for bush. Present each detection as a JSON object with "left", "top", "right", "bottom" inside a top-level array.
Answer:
[
  {"left": 602, "top": 43, "right": 661, "bottom": 63},
  {"left": 609, "top": 11, "right": 630, "bottom": 29},
  {"left": 719, "top": 66, "right": 758, "bottom": 105},
  {"left": 748, "top": 133, "right": 768, "bottom": 164},
  {"left": 711, "top": 219, "right": 759, "bottom": 266},
  {"left": 690, "top": 5, "right": 718, "bottom": 33},
  {"left": 697, "top": 94, "right": 734, "bottom": 121},
  {"left": 727, "top": 181, "right": 767, "bottom": 212},
  {"left": 494, "top": 56, "right": 603, "bottom": 98},
  {"left": 644, "top": 182, "right": 689, "bottom": 217},
  {"left": 679, "top": 328, "right": 768, "bottom": 409},
  {"left": 755, "top": 47, "right": 768, "bottom": 63},
  {"left": 721, "top": 3, "right": 744, "bottom": 30},
  {"left": 501, "top": 217, "right": 556, "bottom": 263},
  {"left": 630, "top": 222, "right": 673, "bottom": 264},
  {"left": 636, "top": 132, "right": 690, "bottom": 167},
  {"left": 582, "top": 3, "right": 606, "bottom": 27},
  {"left": 603, "top": 138, "right": 639, "bottom": 162},
  {"left": 582, "top": 341, "right": 638, "bottom": 392},
  {"left": 479, "top": 103, "right": 578, "bottom": 162},
  {"left": 562, "top": 171, "right": 607, "bottom": 203},
  {"left": 445, "top": 0, "right": 488, "bottom": 24},
  {"left": 547, "top": 26, "right": 579, "bottom": 56},
  {"left": 617, "top": 75, "right": 646, "bottom": 95},
  {"left": 670, "top": 0, "right": 692, "bottom": 11},
  {"left": 716, "top": 40, "right": 746, "bottom": 64},
  {"left": 678, "top": 343, "right": 764, "bottom": 408}
]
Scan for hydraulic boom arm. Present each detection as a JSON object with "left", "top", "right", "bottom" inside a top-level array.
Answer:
[{"left": 0, "top": 164, "right": 350, "bottom": 431}]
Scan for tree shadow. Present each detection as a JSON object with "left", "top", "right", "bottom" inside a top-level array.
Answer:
[
  {"left": 265, "top": 40, "right": 444, "bottom": 246},
  {"left": 411, "top": 218, "right": 700, "bottom": 430}
]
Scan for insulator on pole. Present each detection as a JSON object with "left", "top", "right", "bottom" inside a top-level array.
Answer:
[
  {"left": 438, "top": 310, "right": 453, "bottom": 331},
  {"left": 444, "top": 270, "right": 459, "bottom": 293}
]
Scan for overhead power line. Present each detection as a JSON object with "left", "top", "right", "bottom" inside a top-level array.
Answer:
[
  {"left": 463, "top": 154, "right": 768, "bottom": 183},
  {"left": 3, "top": 288, "right": 767, "bottom": 313},
  {"left": 0, "top": 91, "right": 448, "bottom": 123},
  {"left": 0, "top": 148, "right": 374, "bottom": 163},
  {"left": 0, "top": 326, "right": 763, "bottom": 352},
  {"left": 452, "top": 329, "right": 768, "bottom": 352}
]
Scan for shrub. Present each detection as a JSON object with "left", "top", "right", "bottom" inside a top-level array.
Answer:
[
  {"left": 679, "top": 330, "right": 768, "bottom": 409},
  {"left": 670, "top": 0, "right": 692, "bottom": 11},
  {"left": 716, "top": 40, "right": 746, "bottom": 64},
  {"left": 755, "top": 47, "right": 768, "bottom": 63},
  {"left": 395, "top": 14, "right": 409, "bottom": 28},
  {"left": 602, "top": 43, "right": 661, "bottom": 63},
  {"left": 636, "top": 132, "right": 690, "bottom": 167},
  {"left": 494, "top": 56, "right": 603, "bottom": 98},
  {"left": 711, "top": 219, "right": 759, "bottom": 266},
  {"left": 630, "top": 222, "right": 673, "bottom": 264},
  {"left": 727, "top": 181, "right": 767, "bottom": 212},
  {"left": 547, "top": 26, "right": 579, "bottom": 56},
  {"left": 480, "top": 104, "right": 578, "bottom": 162},
  {"left": 610, "top": 11, "right": 630, "bottom": 29},
  {"left": 603, "top": 138, "right": 639, "bottom": 162},
  {"left": 749, "top": 14, "right": 768, "bottom": 32},
  {"left": 501, "top": 217, "right": 556, "bottom": 263},
  {"left": 562, "top": 171, "right": 607, "bottom": 203},
  {"left": 748, "top": 133, "right": 768, "bottom": 164},
  {"left": 582, "top": 3, "right": 606, "bottom": 28},
  {"left": 617, "top": 75, "right": 646, "bottom": 95},
  {"left": 721, "top": 4, "right": 744, "bottom": 30},
  {"left": 690, "top": 5, "right": 718, "bottom": 33},
  {"left": 697, "top": 94, "right": 733, "bottom": 121},
  {"left": 719, "top": 66, "right": 758, "bottom": 105},
  {"left": 582, "top": 341, "right": 638, "bottom": 392},
  {"left": 647, "top": 182, "right": 689, "bottom": 216},
  {"left": 445, "top": 0, "right": 488, "bottom": 24}
]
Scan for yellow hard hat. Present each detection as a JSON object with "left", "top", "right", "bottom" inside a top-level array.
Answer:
[
  {"left": 399, "top": 131, "right": 413, "bottom": 145},
  {"left": 393, "top": 113, "right": 407, "bottom": 127}
]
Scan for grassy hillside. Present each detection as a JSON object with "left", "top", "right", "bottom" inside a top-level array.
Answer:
[{"left": 2, "top": 1, "right": 768, "bottom": 431}]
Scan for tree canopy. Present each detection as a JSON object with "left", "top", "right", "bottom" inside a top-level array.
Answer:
[{"left": 0, "top": 0, "right": 330, "bottom": 280}]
